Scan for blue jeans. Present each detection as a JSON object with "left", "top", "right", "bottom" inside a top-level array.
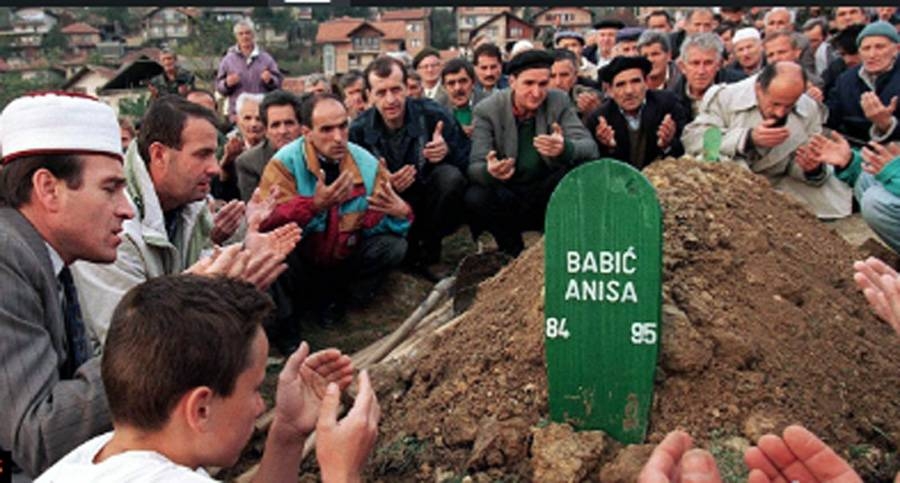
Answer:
[{"left": 855, "top": 171, "right": 900, "bottom": 253}]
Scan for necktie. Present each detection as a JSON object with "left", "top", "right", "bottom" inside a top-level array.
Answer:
[{"left": 58, "top": 266, "right": 90, "bottom": 373}]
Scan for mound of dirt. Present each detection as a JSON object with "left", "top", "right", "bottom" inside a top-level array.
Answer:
[{"left": 364, "top": 159, "right": 900, "bottom": 482}]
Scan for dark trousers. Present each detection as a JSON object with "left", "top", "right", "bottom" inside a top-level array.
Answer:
[
  {"left": 268, "top": 233, "right": 407, "bottom": 330},
  {"left": 464, "top": 167, "right": 568, "bottom": 256},
  {"left": 401, "top": 163, "right": 467, "bottom": 263}
]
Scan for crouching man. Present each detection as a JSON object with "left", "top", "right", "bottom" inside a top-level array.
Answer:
[{"left": 36, "top": 275, "right": 378, "bottom": 483}]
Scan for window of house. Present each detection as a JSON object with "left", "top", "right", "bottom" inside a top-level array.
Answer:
[
  {"left": 323, "top": 44, "right": 335, "bottom": 74},
  {"left": 510, "top": 27, "right": 522, "bottom": 37}
]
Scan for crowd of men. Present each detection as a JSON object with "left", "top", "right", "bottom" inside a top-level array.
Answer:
[{"left": 0, "top": 6, "right": 900, "bottom": 482}]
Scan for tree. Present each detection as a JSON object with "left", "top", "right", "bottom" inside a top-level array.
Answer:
[
  {"left": 94, "top": 7, "right": 137, "bottom": 36},
  {"left": 430, "top": 8, "right": 456, "bottom": 50},
  {"left": 118, "top": 93, "right": 150, "bottom": 120},
  {"left": 0, "top": 72, "right": 58, "bottom": 111},
  {"left": 41, "top": 24, "right": 68, "bottom": 56},
  {"left": 179, "top": 18, "right": 235, "bottom": 58}
]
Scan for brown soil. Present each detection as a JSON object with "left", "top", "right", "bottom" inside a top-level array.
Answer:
[{"left": 361, "top": 159, "right": 900, "bottom": 482}]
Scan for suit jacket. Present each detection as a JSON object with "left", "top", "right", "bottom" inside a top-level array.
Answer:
[
  {"left": 236, "top": 138, "right": 277, "bottom": 201},
  {"left": 586, "top": 89, "right": 688, "bottom": 170},
  {"left": 468, "top": 88, "right": 599, "bottom": 186},
  {"left": 0, "top": 208, "right": 110, "bottom": 477}
]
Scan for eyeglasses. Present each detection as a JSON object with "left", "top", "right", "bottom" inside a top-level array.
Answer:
[{"left": 418, "top": 62, "right": 442, "bottom": 70}]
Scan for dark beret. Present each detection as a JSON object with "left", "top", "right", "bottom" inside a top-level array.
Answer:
[
  {"left": 506, "top": 49, "right": 554, "bottom": 76},
  {"left": 412, "top": 47, "right": 441, "bottom": 69},
  {"left": 594, "top": 18, "right": 626, "bottom": 30},
  {"left": 616, "top": 27, "right": 645, "bottom": 43},
  {"left": 600, "top": 56, "right": 652, "bottom": 84}
]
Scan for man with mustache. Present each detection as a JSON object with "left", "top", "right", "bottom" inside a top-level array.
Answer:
[
  {"left": 73, "top": 96, "right": 300, "bottom": 345},
  {"left": 0, "top": 92, "right": 135, "bottom": 477},
  {"left": 683, "top": 61, "right": 852, "bottom": 219},
  {"left": 466, "top": 50, "right": 598, "bottom": 256},
  {"left": 586, "top": 56, "right": 687, "bottom": 170},
  {"left": 437, "top": 58, "right": 487, "bottom": 137},
  {"left": 350, "top": 56, "right": 469, "bottom": 282},
  {"left": 472, "top": 43, "right": 508, "bottom": 98}
]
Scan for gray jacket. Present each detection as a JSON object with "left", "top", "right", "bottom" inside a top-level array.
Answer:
[
  {"left": 683, "top": 75, "right": 851, "bottom": 218},
  {"left": 468, "top": 88, "right": 598, "bottom": 185},
  {"left": 0, "top": 208, "right": 110, "bottom": 476}
]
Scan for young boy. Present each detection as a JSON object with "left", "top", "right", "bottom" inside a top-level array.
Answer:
[{"left": 37, "top": 275, "right": 379, "bottom": 482}]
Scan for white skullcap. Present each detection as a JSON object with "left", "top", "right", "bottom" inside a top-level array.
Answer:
[
  {"left": 733, "top": 27, "right": 762, "bottom": 45},
  {"left": 0, "top": 92, "right": 122, "bottom": 164},
  {"left": 509, "top": 40, "right": 535, "bottom": 59}
]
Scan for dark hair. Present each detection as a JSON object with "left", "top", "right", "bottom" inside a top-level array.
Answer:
[
  {"left": 103, "top": 275, "right": 273, "bottom": 431},
  {"left": 551, "top": 48, "right": 578, "bottom": 68},
  {"left": 364, "top": 56, "right": 407, "bottom": 92},
  {"left": 185, "top": 88, "right": 216, "bottom": 105},
  {"left": 716, "top": 21, "right": 737, "bottom": 37},
  {"left": 406, "top": 69, "right": 422, "bottom": 82},
  {"left": 0, "top": 154, "right": 83, "bottom": 208},
  {"left": 441, "top": 57, "right": 475, "bottom": 83},
  {"left": 756, "top": 60, "right": 807, "bottom": 92},
  {"left": 299, "top": 93, "right": 345, "bottom": 129},
  {"left": 762, "top": 30, "right": 800, "bottom": 49},
  {"left": 138, "top": 95, "right": 220, "bottom": 166},
  {"left": 646, "top": 10, "right": 673, "bottom": 27},
  {"left": 473, "top": 43, "right": 503, "bottom": 65},
  {"left": 337, "top": 70, "right": 366, "bottom": 103},
  {"left": 259, "top": 90, "right": 302, "bottom": 129}
]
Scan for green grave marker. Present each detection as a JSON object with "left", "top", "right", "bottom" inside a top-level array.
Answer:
[
  {"left": 703, "top": 126, "right": 722, "bottom": 162},
  {"left": 544, "top": 159, "right": 662, "bottom": 444}
]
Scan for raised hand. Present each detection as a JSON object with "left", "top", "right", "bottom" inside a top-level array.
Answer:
[
  {"left": 751, "top": 118, "right": 790, "bottom": 149},
  {"left": 576, "top": 91, "right": 602, "bottom": 114},
  {"left": 386, "top": 160, "right": 416, "bottom": 193},
  {"left": 860, "top": 93, "right": 897, "bottom": 132},
  {"left": 638, "top": 430, "right": 723, "bottom": 483},
  {"left": 242, "top": 222, "right": 301, "bottom": 290},
  {"left": 316, "top": 370, "right": 380, "bottom": 483},
  {"left": 534, "top": 122, "right": 565, "bottom": 158},
  {"left": 261, "top": 68, "right": 273, "bottom": 84},
  {"left": 313, "top": 169, "right": 355, "bottom": 212},
  {"left": 226, "top": 72, "right": 241, "bottom": 88},
  {"left": 808, "top": 131, "right": 852, "bottom": 168},
  {"left": 657, "top": 114, "right": 676, "bottom": 149},
  {"left": 423, "top": 120, "right": 449, "bottom": 163},
  {"left": 367, "top": 179, "right": 411, "bottom": 219},
  {"left": 745, "top": 425, "right": 862, "bottom": 483},
  {"left": 594, "top": 115, "right": 617, "bottom": 148},
  {"left": 211, "top": 199, "right": 246, "bottom": 245},
  {"left": 861, "top": 141, "right": 900, "bottom": 175},
  {"left": 246, "top": 185, "right": 282, "bottom": 231},
  {"left": 854, "top": 257, "right": 900, "bottom": 336},
  {"left": 486, "top": 150, "right": 515, "bottom": 181},
  {"left": 794, "top": 143, "right": 823, "bottom": 173}
]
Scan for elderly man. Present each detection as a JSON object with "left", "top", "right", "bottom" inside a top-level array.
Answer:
[
  {"left": 587, "top": 56, "right": 687, "bottom": 170},
  {"left": 730, "top": 27, "right": 764, "bottom": 75},
  {"left": 638, "top": 29, "right": 682, "bottom": 90},
  {"left": 613, "top": 27, "right": 644, "bottom": 57},
  {"left": 683, "top": 62, "right": 851, "bottom": 218},
  {"left": 74, "top": 96, "right": 300, "bottom": 344},
  {"left": 258, "top": 93, "right": 412, "bottom": 332},
  {"left": 236, "top": 90, "right": 305, "bottom": 201},
  {"left": 338, "top": 70, "right": 367, "bottom": 120},
  {"left": 555, "top": 30, "right": 598, "bottom": 81},
  {"left": 148, "top": 49, "right": 195, "bottom": 99},
  {"left": 763, "top": 30, "right": 826, "bottom": 102},
  {"left": 763, "top": 7, "right": 795, "bottom": 36},
  {"left": 216, "top": 92, "right": 265, "bottom": 201},
  {"left": 669, "top": 33, "right": 747, "bottom": 122},
  {"left": 472, "top": 43, "right": 508, "bottom": 97},
  {"left": 826, "top": 21, "right": 900, "bottom": 145},
  {"left": 350, "top": 56, "right": 469, "bottom": 280},
  {"left": 0, "top": 93, "right": 134, "bottom": 477},
  {"left": 216, "top": 19, "right": 283, "bottom": 120},
  {"left": 466, "top": 50, "right": 599, "bottom": 256},
  {"left": 550, "top": 49, "right": 603, "bottom": 117},
  {"left": 413, "top": 48, "right": 444, "bottom": 100},
  {"left": 802, "top": 17, "right": 832, "bottom": 76},
  {"left": 306, "top": 73, "right": 331, "bottom": 95}
]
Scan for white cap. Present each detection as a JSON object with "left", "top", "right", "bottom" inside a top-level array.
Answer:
[
  {"left": 0, "top": 92, "right": 122, "bottom": 164},
  {"left": 733, "top": 27, "right": 762, "bottom": 46},
  {"left": 510, "top": 40, "right": 535, "bottom": 59}
]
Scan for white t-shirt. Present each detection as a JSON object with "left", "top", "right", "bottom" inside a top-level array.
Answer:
[{"left": 36, "top": 432, "right": 215, "bottom": 483}]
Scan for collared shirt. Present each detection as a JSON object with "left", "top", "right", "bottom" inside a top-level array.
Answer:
[
  {"left": 44, "top": 241, "right": 65, "bottom": 290},
  {"left": 619, "top": 101, "right": 646, "bottom": 131},
  {"left": 424, "top": 81, "right": 442, "bottom": 99}
]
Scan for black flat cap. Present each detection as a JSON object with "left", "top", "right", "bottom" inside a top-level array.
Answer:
[
  {"left": 600, "top": 56, "right": 652, "bottom": 83},
  {"left": 594, "top": 18, "right": 626, "bottom": 30},
  {"left": 506, "top": 49, "right": 554, "bottom": 76}
]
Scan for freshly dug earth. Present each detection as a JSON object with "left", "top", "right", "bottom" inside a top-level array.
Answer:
[{"left": 364, "top": 159, "right": 900, "bottom": 482}]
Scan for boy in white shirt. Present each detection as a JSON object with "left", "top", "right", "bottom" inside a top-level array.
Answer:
[{"left": 38, "top": 274, "right": 378, "bottom": 483}]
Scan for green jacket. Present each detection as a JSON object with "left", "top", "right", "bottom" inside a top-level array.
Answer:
[{"left": 836, "top": 150, "right": 900, "bottom": 198}]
